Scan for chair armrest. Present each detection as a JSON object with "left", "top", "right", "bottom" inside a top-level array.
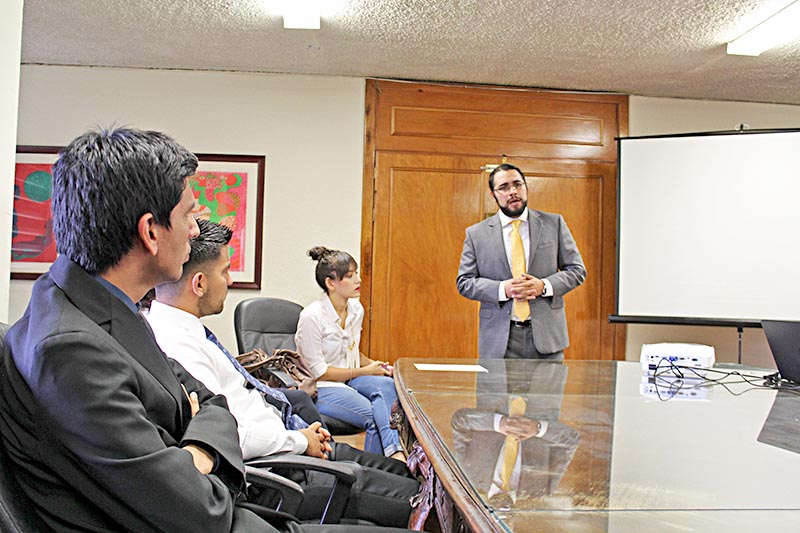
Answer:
[
  {"left": 246, "top": 454, "right": 356, "bottom": 524},
  {"left": 266, "top": 369, "right": 298, "bottom": 389},
  {"left": 245, "top": 465, "right": 304, "bottom": 516},
  {"left": 246, "top": 454, "right": 357, "bottom": 484}
]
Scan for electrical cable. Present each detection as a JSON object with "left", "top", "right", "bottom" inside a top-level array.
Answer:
[{"left": 648, "top": 357, "right": 796, "bottom": 399}]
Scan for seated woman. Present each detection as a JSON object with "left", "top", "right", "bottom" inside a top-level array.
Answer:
[{"left": 295, "top": 246, "right": 404, "bottom": 460}]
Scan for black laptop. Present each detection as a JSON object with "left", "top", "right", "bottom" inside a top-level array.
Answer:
[{"left": 762, "top": 320, "right": 800, "bottom": 384}]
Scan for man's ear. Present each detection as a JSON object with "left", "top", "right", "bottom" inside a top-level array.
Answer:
[
  {"left": 137, "top": 213, "right": 159, "bottom": 256},
  {"left": 489, "top": 190, "right": 499, "bottom": 205},
  {"left": 190, "top": 271, "right": 205, "bottom": 297}
]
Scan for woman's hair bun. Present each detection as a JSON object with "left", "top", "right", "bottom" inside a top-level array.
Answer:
[{"left": 307, "top": 246, "right": 332, "bottom": 262}]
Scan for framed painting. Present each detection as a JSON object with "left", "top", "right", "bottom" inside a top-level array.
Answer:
[
  {"left": 192, "top": 153, "right": 265, "bottom": 289},
  {"left": 11, "top": 146, "right": 61, "bottom": 280},
  {"left": 10, "top": 147, "right": 265, "bottom": 290}
]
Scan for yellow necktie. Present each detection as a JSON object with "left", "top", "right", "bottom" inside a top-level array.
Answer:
[
  {"left": 510, "top": 220, "right": 530, "bottom": 321},
  {"left": 500, "top": 395, "right": 527, "bottom": 490}
]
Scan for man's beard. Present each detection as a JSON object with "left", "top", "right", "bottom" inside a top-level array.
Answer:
[
  {"left": 499, "top": 198, "right": 527, "bottom": 218},
  {"left": 199, "top": 295, "right": 225, "bottom": 317}
]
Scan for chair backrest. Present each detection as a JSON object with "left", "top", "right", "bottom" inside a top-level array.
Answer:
[
  {"left": 234, "top": 298, "right": 304, "bottom": 354},
  {"left": 0, "top": 322, "right": 51, "bottom": 532}
]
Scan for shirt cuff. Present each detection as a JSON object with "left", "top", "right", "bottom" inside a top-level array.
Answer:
[
  {"left": 542, "top": 278, "right": 554, "bottom": 297},
  {"left": 288, "top": 430, "right": 310, "bottom": 455},
  {"left": 493, "top": 413, "right": 503, "bottom": 432},
  {"left": 536, "top": 420, "right": 548, "bottom": 438},
  {"left": 498, "top": 280, "right": 509, "bottom": 302}
]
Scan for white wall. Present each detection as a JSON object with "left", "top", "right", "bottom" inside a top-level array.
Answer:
[
  {"left": 0, "top": 0, "right": 24, "bottom": 323},
  {"left": 13, "top": 65, "right": 365, "bottom": 351},
  {"left": 626, "top": 96, "right": 800, "bottom": 367}
]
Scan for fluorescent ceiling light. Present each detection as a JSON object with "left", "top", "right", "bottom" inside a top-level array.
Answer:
[
  {"left": 283, "top": 0, "right": 321, "bottom": 29},
  {"left": 727, "top": 0, "right": 800, "bottom": 56}
]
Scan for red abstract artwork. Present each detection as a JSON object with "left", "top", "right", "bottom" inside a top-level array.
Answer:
[
  {"left": 12, "top": 162, "right": 57, "bottom": 263},
  {"left": 189, "top": 170, "right": 248, "bottom": 272}
]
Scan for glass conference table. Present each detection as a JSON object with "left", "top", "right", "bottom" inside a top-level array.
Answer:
[{"left": 393, "top": 358, "right": 800, "bottom": 532}]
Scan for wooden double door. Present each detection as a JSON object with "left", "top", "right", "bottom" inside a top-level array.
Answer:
[{"left": 360, "top": 81, "right": 627, "bottom": 361}]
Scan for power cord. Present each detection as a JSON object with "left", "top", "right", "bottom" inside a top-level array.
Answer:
[{"left": 649, "top": 358, "right": 792, "bottom": 399}]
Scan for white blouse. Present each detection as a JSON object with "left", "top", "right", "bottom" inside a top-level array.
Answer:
[{"left": 295, "top": 295, "right": 363, "bottom": 388}]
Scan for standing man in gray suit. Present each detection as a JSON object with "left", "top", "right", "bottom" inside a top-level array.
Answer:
[{"left": 457, "top": 164, "right": 586, "bottom": 359}]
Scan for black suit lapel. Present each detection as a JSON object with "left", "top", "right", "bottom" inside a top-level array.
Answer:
[
  {"left": 111, "top": 312, "right": 187, "bottom": 424},
  {"left": 51, "top": 257, "right": 186, "bottom": 423}
]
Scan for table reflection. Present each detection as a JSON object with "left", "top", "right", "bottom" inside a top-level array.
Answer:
[
  {"left": 450, "top": 361, "right": 579, "bottom": 510},
  {"left": 758, "top": 390, "right": 800, "bottom": 454},
  {"left": 395, "top": 359, "right": 800, "bottom": 532}
]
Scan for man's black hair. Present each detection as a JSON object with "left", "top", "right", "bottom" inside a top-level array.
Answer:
[
  {"left": 184, "top": 218, "right": 233, "bottom": 277},
  {"left": 488, "top": 163, "right": 526, "bottom": 191},
  {"left": 51, "top": 127, "right": 198, "bottom": 274}
]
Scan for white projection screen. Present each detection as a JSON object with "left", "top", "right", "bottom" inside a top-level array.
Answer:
[{"left": 615, "top": 129, "right": 800, "bottom": 325}]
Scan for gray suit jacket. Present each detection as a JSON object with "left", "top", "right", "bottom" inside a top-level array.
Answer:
[
  {"left": 457, "top": 209, "right": 586, "bottom": 358},
  {"left": 0, "top": 256, "right": 270, "bottom": 532}
]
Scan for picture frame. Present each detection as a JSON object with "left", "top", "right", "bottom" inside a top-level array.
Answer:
[
  {"left": 11, "top": 147, "right": 265, "bottom": 290},
  {"left": 192, "top": 153, "right": 265, "bottom": 290},
  {"left": 11, "top": 146, "right": 61, "bottom": 280}
]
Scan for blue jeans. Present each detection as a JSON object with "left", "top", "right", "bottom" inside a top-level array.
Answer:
[{"left": 316, "top": 375, "right": 403, "bottom": 457}]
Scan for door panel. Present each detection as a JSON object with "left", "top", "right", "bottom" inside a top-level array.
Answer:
[{"left": 370, "top": 153, "right": 489, "bottom": 359}]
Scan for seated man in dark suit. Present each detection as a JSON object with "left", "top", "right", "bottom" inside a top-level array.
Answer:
[{"left": 0, "top": 127, "right": 410, "bottom": 533}]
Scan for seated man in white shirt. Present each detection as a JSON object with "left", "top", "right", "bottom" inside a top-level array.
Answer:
[{"left": 147, "top": 219, "right": 419, "bottom": 528}]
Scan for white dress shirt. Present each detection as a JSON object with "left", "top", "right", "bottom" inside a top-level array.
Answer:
[
  {"left": 496, "top": 209, "right": 553, "bottom": 319},
  {"left": 295, "top": 295, "right": 363, "bottom": 388},
  {"left": 145, "top": 300, "right": 308, "bottom": 458}
]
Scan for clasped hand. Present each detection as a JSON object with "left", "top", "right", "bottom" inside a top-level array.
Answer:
[
  {"left": 300, "top": 422, "right": 333, "bottom": 459},
  {"left": 499, "top": 415, "right": 541, "bottom": 441},
  {"left": 362, "top": 359, "right": 393, "bottom": 377},
  {"left": 506, "top": 273, "right": 543, "bottom": 301}
]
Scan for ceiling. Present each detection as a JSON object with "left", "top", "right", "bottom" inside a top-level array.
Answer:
[{"left": 20, "top": 0, "right": 800, "bottom": 105}]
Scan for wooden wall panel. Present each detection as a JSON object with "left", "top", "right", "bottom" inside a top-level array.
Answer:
[
  {"left": 374, "top": 82, "right": 624, "bottom": 161},
  {"left": 391, "top": 106, "right": 603, "bottom": 146}
]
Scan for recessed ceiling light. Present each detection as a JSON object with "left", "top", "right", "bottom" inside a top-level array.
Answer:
[
  {"left": 259, "top": 0, "right": 323, "bottom": 29},
  {"left": 283, "top": 0, "right": 321, "bottom": 30},
  {"left": 727, "top": 0, "right": 800, "bottom": 56}
]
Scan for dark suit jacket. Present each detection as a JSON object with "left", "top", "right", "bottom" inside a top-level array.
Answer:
[
  {"left": 0, "top": 256, "right": 268, "bottom": 532},
  {"left": 457, "top": 209, "right": 586, "bottom": 357}
]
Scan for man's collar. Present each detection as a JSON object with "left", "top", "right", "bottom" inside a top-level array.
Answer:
[
  {"left": 147, "top": 300, "right": 207, "bottom": 338},
  {"left": 94, "top": 275, "right": 140, "bottom": 314},
  {"left": 497, "top": 208, "right": 529, "bottom": 227}
]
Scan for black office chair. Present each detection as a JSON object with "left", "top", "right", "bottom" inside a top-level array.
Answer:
[{"left": 234, "top": 298, "right": 362, "bottom": 436}]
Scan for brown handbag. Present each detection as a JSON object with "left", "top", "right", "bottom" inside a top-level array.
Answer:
[{"left": 236, "top": 348, "right": 318, "bottom": 401}]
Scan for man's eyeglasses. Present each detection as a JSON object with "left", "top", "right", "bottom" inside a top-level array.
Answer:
[{"left": 494, "top": 180, "right": 526, "bottom": 194}]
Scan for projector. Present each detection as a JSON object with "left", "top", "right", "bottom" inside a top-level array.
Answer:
[{"left": 640, "top": 343, "right": 715, "bottom": 377}]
